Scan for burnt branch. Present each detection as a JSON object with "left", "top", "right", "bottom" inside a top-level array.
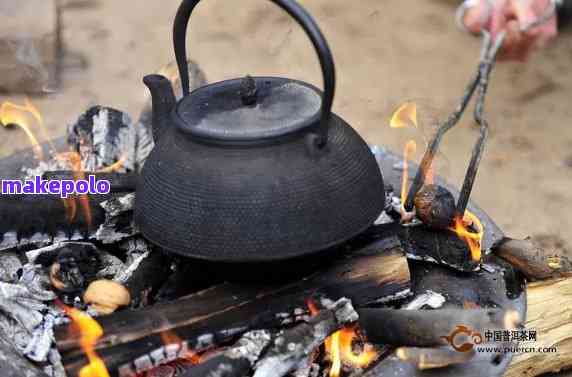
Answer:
[
  {"left": 493, "top": 237, "right": 572, "bottom": 281},
  {"left": 357, "top": 308, "right": 519, "bottom": 347}
]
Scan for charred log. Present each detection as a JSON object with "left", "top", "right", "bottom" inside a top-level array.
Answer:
[
  {"left": 492, "top": 237, "right": 572, "bottom": 281},
  {"left": 357, "top": 308, "right": 519, "bottom": 347},
  {"left": 401, "top": 225, "right": 479, "bottom": 271}
]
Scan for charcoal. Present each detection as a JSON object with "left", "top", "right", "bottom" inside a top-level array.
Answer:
[{"left": 66, "top": 106, "right": 153, "bottom": 173}]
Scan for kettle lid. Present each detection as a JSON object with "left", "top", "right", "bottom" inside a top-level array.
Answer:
[{"left": 175, "top": 76, "right": 322, "bottom": 142}]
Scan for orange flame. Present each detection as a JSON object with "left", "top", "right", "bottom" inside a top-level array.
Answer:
[
  {"left": 390, "top": 102, "right": 417, "bottom": 129},
  {"left": 450, "top": 210, "right": 484, "bottom": 262},
  {"left": 97, "top": 154, "right": 127, "bottom": 173},
  {"left": 307, "top": 300, "right": 377, "bottom": 377},
  {"left": 0, "top": 100, "right": 44, "bottom": 160},
  {"left": 325, "top": 326, "right": 378, "bottom": 377},
  {"left": 400, "top": 140, "right": 417, "bottom": 206},
  {"left": 55, "top": 151, "right": 93, "bottom": 227},
  {"left": 58, "top": 302, "right": 110, "bottom": 377}
]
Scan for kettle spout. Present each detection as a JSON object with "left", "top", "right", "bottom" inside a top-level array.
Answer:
[{"left": 143, "top": 74, "right": 176, "bottom": 142}]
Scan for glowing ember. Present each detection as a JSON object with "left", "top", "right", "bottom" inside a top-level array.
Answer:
[
  {"left": 450, "top": 210, "right": 484, "bottom": 262},
  {"left": 325, "top": 326, "right": 377, "bottom": 377},
  {"left": 160, "top": 330, "right": 202, "bottom": 365},
  {"left": 58, "top": 302, "right": 110, "bottom": 377},
  {"left": 400, "top": 140, "right": 417, "bottom": 210},
  {"left": 98, "top": 154, "right": 127, "bottom": 173},
  {"left": 390, "top": 102, "right": 417, "bottom": 129}
]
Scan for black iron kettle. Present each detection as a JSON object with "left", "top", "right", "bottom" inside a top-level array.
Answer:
[{"left": 135, "top": 0, "right": 385, "bottom": 262}]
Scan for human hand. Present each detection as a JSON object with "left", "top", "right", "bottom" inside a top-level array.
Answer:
[{"left": 460, "top": 0, "right": 558, "bottom": 61}]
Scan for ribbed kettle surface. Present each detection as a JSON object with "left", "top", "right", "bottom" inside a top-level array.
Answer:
[{"left": 135, "top": 114, "right": 384, "bottom": 262}]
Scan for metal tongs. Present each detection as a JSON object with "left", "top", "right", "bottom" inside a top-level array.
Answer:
[{"left": 403, "top": 1, "right": 558, "bottom": 217}]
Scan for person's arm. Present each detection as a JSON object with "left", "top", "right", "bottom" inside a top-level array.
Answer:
[{"left": 458, "top": 0, "right": 559, "bottom": 61}]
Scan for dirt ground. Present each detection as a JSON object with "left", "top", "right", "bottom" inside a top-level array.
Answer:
[{"left": 1, "top": 0, "right": 571, "bottom": 256}]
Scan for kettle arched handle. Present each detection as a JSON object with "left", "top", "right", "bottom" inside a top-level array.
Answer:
[{"left": 173, "top": 0, "right": 336, "bottom": 147}]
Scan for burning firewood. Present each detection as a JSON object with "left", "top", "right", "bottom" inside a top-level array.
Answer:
[
  {"left": 54, "top": 235, "right": 411, "bottom": 377},
  {"left": 253, "top": 298, "right": 358, "bottom": 377},
  {"left": 492, "top": 237, "right": 572, "bottom": 281},
  {"left": 179, "top": 330, "right": 272, "bottom": 377}
]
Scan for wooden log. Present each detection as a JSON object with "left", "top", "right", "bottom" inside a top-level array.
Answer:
[
  {"left": 357, "top": 308, "right": 518, "bottom": 347},
  {"left": 493, "top": 238, "right": 572, "bottom": 281},
  {"left": 506, "top": 278, "right": 572, "bottom": 377},
  {"left": 55, "top": 235, "right": 412, "bottom": 377},
  {"left": 0, "top": 0, "right": 59, "bottom": 93}
]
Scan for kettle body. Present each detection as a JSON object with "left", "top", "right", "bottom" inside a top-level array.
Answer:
[{"left": 135, "top": 0, "right": 385, "bottom": 262}]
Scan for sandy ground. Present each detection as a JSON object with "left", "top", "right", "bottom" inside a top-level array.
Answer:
[{"left": 0, "top": 0, "right": 571, "bottom": 255}]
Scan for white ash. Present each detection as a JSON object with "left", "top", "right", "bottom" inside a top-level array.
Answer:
[
  {"left": 0, "top": 264, "right": 66, "bottom": 368},
  {"left": 404, "top": 290, "right": 446, "bottom": 310},
  {"left": 292, "top": 363, "right": 320, "bottom": 377},
  {"left": 372, "top": 288, "right": 412, "bottom": 304},
  {"left": 95, "top": 193, "right": 138, "bottom": 244},
  {"left": 96, "top": 251, "right": 125, "bottom": 280},
  {"left": 21, "top": 156, "right": 71, "bottom": 180},
  {"left": 100, "top": 192, "right": 135, "bottom": 218},
  {"left": 114, "top": 251, "right": 149, "bottom": 284},
  {"left": 321, "top": 297, "right": 359, "bottom": 324},
  {"left": 254, "top": 298, "right": 357, "bottom": 377},
  {"left": 374, "top": 211, "right": 394, "bottom": 225},
  {"left": 481, "top": 263, "right": 496, "bottom": 273},
  {"left": 0, "top": 253, "right": 23, "bottom": 283},
  {"left": 226, "top": 330, "right": 272, "bottom": 364}
]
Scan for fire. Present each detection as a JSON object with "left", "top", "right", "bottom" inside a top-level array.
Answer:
[
  {"left": 324, "top": 326, "right": 378, "bottom": 377},
  {"left": 56, "top": 151, "right": 93, "bottom": 227},
  {"left": 307, "top": 300, "right": 377, "bottom": 377},
  {"left": 58, "top": 302, "right": 110, "bottom": 377},
  {"left": 98, "top": 154, "right": 127, "bottom": 173},
  {"left": 400, "top": 140, "right": 417, "bottom": 208},
  {"left": 450, "top": 210, "right": 484, "bottom": 262},
  {"left": 160, "top": 330, "right": 202, "bottom": 365},
  {"left": 0, "top": 100, "right": 46, "bottom": 160},
  {"left": 390, "top": 102, "right": 417, "bottom": 129}
]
